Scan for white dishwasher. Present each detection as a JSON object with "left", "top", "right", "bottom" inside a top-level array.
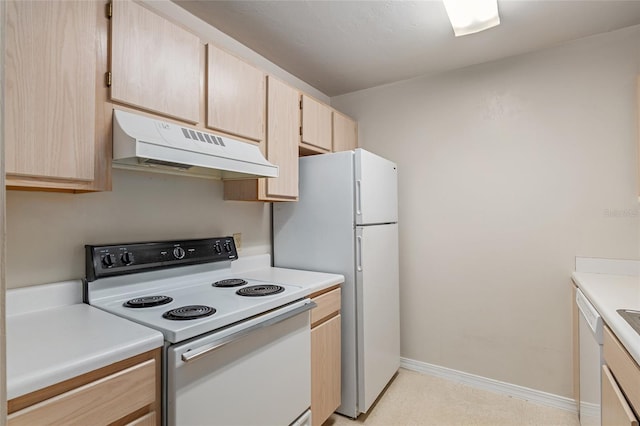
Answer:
[{"left": 576, "top": 289, "right": 604, "bottom": 426}]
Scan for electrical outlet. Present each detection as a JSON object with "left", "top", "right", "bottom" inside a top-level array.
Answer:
[{"left": 233, "top": 233, "right": 242, "bottom": 251}]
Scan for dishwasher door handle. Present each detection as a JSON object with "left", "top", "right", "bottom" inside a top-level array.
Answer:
[{"left": 181, "top": 300, "right": 316, "bottom": 363}]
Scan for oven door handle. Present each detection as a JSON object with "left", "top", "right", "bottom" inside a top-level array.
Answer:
[{"left": 181, "top": 300, "right": 316, "bottom": 363}]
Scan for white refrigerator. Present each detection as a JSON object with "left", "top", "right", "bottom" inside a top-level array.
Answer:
[{"left": 273, "top": 149, "right": 400, "bottom": 418}]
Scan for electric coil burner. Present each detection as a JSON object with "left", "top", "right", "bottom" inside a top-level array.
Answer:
[
  {"left": 162, "top": 305, "right": 216, "bottom": 321},
  {"left": 123, "top": 295, "right": 173, "bottom": 308},
  {"left": 212, "top": 278, "right": 247, "bottom": 287},
  {"left": 236, "top": 285, "right": 285, "bottom": 297}
]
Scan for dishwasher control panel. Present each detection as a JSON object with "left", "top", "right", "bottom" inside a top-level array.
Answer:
[{"left": 576, "top": 289, "right": 603, "bottom": 343}]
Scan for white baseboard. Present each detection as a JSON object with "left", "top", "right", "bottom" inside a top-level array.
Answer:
[{"left": 400, "top": 357, "right": 578, "bottom": 413}]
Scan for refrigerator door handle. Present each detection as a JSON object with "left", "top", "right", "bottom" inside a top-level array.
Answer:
[
  {"left": 356, "top": 179, "right": 362, "bottom": 216},
  {"left": 357, "top": 235, "right": 363, "bottom": 272}
]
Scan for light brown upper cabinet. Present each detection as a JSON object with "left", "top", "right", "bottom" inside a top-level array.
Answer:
[
  {"left": 4, "top": 1, "right": 111, "bottom": 192},
  {"left": 207, "top": 44, "right": 266, "bottom": 142},
  {"left": 110, "top": 0, "right": 201, "bottom": 124},
  {"left": 224, "top": 76, "right": 299, "bottom": 201},
  {"left": 332, "top": 111, "right": 358, "bottom": 152},
  {"left": 300, "top": 94, "right": 332, "bottom": 154}
]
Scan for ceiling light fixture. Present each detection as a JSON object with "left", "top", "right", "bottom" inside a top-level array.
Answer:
[{"left": 442, "top": 0, "right": 500, "bottom": 37}]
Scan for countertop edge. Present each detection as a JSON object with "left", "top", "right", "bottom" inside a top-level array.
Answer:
[
  {"left": 571, "top": 272, "right": 640, "bottom": 367},
  {"left": 7, "top": 305, "right": 164, "bottom": 401},
  {"left": 8, "top": 334, "right": 163, "bottom": 400},
  {"left": 6, "top": 264, "right": 342, "bottom": 400}
]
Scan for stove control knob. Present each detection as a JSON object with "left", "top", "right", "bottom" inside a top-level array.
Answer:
[
  {"left": 121, "top": 252, "right": 134, "bottom": 265},
  {"left": 101, "top": 253, "right": 116, "bottom": 267},
  {"left": 173, "top": 247, "right": 186, "bottom": 259},
  {"left": 224, "top": 241, "right": 232, "bottom": 252},
  {"left": 214, "top": 243, "right": 222, "bottom": 254}
]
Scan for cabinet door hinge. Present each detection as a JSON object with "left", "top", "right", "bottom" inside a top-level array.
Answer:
[
  {"left": 106, "top": 2, "right": 112, "bottom": 19},
  {"left": 299, "top": 100, "right": 303, "bottom": 109},
  {"left": 299, "top": 126, "right": 302, "bottom": 136},
  {"left": 105, "top": 71, "right": 112, "bottom": 87}
]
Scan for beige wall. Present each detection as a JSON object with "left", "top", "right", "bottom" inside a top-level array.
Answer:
[
  {"left": 332, "top": 25, "right": 640, "bottom": 397},
  {"left": 6, "top": 169, "right": 271, "bottom": 288}
]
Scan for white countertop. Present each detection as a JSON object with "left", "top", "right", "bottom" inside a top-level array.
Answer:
[
  {"left": 572, "top": 271, "right": 640, "bottom": 365},
  {"left": 238, "top": 266, "right": 344, "bottom": 295},
  {"left": 6, "top": 282, "right": 164, "bottom": 400},
  {"left": 6, "top": 257, "right": 343, "bottom": 400}
]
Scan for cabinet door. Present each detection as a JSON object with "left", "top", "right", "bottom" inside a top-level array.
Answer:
[
  {"left": 207, "top": 44, "right": 265, "bottom": 142},
  {"left": 602, "top": 365, "right": 639, "bottom": 426},
  {"left": 301, "top": 95, "right": 332, "bottom": 152},
  {"left": 125, "top": 412, "right": 156, "bottom": 426},
  {"left": 333, "top": 111, "right": 358, "bottom": 152},
  {"left": 5, "top": 1, "right": 96, "bottom": 182},
  {"left": 603, "top": 326, "right": 640, "bottom": 412},
  {"left": 8, "top": 359, "right": 156, "bottom": 426},
  {"left": 311, "top": 314, "right": 341, "bottom": 426},
  {"left": 223, "top": 76, "right": 299, "bottom": 201},
  {"left": 111, "top": 0, "right": 200, "bottom": 124},
  {"left": 264, "top": 76, "right": 299, "bottom": 199}
]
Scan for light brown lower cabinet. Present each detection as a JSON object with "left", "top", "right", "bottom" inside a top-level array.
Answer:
[
  {"left": 603, "top": 326, "right": 640, "bottom": 410},
  {"left": 602, "top": 325, "right": 640, "bottom": 426},
  {"left": 311, "top": 287, "right": 342, "bottom": 426},
  {"left": 124, "top": 411, "right": 157, "bottom": 426},
  {"left": 602, "top": 365, "right": 638, "bottom": 426},
  {"left": 7, "top": 349, "right": 160, "bottom": 426}
]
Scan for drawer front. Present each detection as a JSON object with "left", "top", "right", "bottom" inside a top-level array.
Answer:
[
  {"left": 602, "top": 365, "right": 639, "bottom": 426},
  {"left": 126, "top": 411, "right": 157, "bottom": 426},
  {"left": 311, "top": 288, "right": 341, "bottom": 327},
  {"left": 604, "top": 326, "right": 640, "bottom": 414},
  {"left": 8, "top": 359, "right": 156, "bottom": 426}
]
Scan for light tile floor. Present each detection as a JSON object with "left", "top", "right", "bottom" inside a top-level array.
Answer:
[{"left": 324, "top": 368, "right": 580, "bottom": 426}]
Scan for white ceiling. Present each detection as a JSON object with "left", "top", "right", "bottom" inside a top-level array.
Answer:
[{"left": 173, "top": 0, "right": 640, "bottom": 97}]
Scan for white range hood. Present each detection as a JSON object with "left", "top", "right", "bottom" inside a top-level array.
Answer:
[{"left": 112, "top": 109, "right": 278, "bottom": 180}]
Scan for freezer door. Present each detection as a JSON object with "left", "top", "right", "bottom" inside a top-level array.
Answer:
[
  {"left": 355, "top": 149, "right": 398, "bottom": 225},
  {"left": 356, "top": 223, "right": 400, "bottom": 413}
]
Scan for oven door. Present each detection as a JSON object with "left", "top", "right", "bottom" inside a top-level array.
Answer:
[{"left": 166, "top": 299, "right": 315, "bottom": 426}]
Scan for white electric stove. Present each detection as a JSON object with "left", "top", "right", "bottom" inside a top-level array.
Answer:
[
  {"left": 84, "top": 237, "right": 313, "bottom": 426},
  {"left": 88, "top": 267, "right": 307, "bottom": 343}
]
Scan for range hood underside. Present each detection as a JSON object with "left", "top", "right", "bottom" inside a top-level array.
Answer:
[
  {"left": 113, "top": 142, "right": 275, "bottom": 180},
  {"left": 111, "top": 109, "right": 279, "bottom": 180}
]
